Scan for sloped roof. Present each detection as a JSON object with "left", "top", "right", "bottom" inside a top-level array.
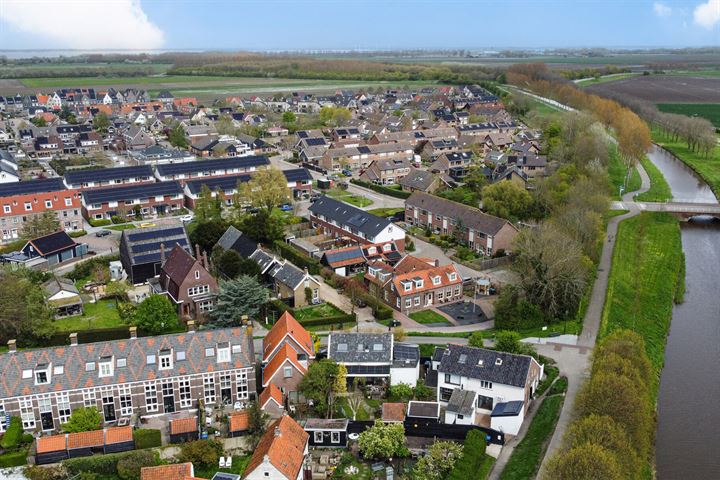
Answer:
[
  {"left": 105, "top": 426, "right": 133, "bottom": 444},
  {"left": 141, "top": 463, "right": 194, "bottom": 480},
  {"left": 245, "top": 416, "right": 309, "bottom": 480},
  {"left": 216, "top": 226, "right": 258, "bottom": 258},
  {"left": 447, "top": 388, "right": 477, "bottom": 416},
  {"left": 328, "top": 332, "right": 392, "bottom": 364},
  {"left": 262, "top": 311, "right": 314, "bottom": 362},
  {"left": 260, "top": 382, "right": 284, "bottom": 410},
  {"left": 68, "top": 429, "right": 104, "bottom": 449},
  {"left": 263, "top": 344, "right": 307, "bottom": 386},
  {"left": 229, "top": 411, "right": 249, "bottom": 432},
  {"left": 438, "top": 344, "right": 534, "bottom": 388},
  {"left": 25, "top": 230, "right": 77, "bottom": 256},
  {"left": 36, "top": 434, "right": 66, "bottom": 454},
  {"left": 170, "top": 417, "right": 198, "bottom": 435},
  {"left": 309, "top": 195, "right": 395, "bottom": 240}
]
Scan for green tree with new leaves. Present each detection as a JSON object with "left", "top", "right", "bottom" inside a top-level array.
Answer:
[
  {"left": 236, "top": 168, "right": 291, "bottom": 215},
  {"left": 132, "top": 294, "right": 179, "bottom": 334},
  {"left": 413, "top": 441, "right": 463, "bottom": 480},
  {"left": 168, "top": 122, "right": 188, "bottom": 148},
  {"left": 92, "top": 112, "right": 110, "bottom": 133},
  {"left": 358, "top": 420, "right": 407, "bottom": 460},
  {"left": 62, "top": 407, "right": 102, "bottom": 433}
]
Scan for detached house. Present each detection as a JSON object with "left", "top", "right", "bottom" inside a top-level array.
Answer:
[
  {"left": 244, "top": 416, "right": 309, "bottom": 480},
  {"left": 405, "top": 191, "right": 518, "bottom": 256},
  {"left": 250, "top": 249, "right": 321, "bottom": 307}
]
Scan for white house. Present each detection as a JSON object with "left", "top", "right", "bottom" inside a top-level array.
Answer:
[{"left": 243, "top": 416, "right": 309, "bottom": 480}]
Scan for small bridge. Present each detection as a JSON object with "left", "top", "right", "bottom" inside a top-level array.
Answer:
[{"left": 612, "top": 200, "right": 720, "bottom": 220}]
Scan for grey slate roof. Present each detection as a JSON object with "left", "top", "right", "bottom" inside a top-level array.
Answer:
[
  {"left": 268, "top": 261, "right": 310, "bottom": 290},
  {"left": 249, "top": 249, "right": 276, "bottom": 274},
  {"left": 399, "top": 169, "right": 437, "bottom": 192},
  {"left": 407, "top": 401, "right": 440, "bottom": 419},
  {"left": 328, "top": 333, "right": 392, "bottom": 364},
  {"left": 438, "top": 344, "right": 533, "bottom": 388},
  {"left": 0, "top": 325, "right": 254, "bottom": 399},
  {"left": 43, "top": 276, "right": 79, "bottom": 296},
  {"left": 447, "top": 388, "right": 476, "bottom": 416},
  {"left": 303, "top": 418, "right": 348, "bottom": 431},
  {"left": 215, "top": 226, "right": 259, "bottom": 258},
  {"left": 309, "top": 195, "right": 393, "bottom": 239}
]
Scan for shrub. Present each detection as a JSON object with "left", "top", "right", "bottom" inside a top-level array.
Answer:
[
  {"left": 24, "top": 465, "right": 70, "bottom": 480},
  {"left": 177, "top": 439, "right": 224, "bottom": 469},
  {"left": 447, "top": 430, "right": 487, "bottom": 480},
  {"left": 272, "top": 240, "right": 321, "bottom": 275},
  {"left": 1, "top": 416, "right": 23, "bottom": 449},
  {"left": 0, "top": 449, "right": 28, "bottom": 467},
  {"left": 68, "top": 230, "right": 88, "bottom": 238},
  {"left": 493, "top": 286, "right": 547, "bottom": 331},
  {"left": 535, "top": 365, "right": 559, "bottom": 397},
  {"left": 88, "top": 218, "right": 112, "bottom": 227},
  {"left": 117, "top": 450, "right": 158, "bottom": 480},
  {"left": 21, "top": 433, "right": 34, "bottom": 444},
  {"left": 133, "top": 428, "right": 162, "bottom": 449},
  {"left": 549, "top": 376, "right": 568, "bottom": 395},
  {"left": 64, "top": 451, "right": 135, "bottom": 475},
  {"left": 66, "top": 254, "right": 120, "bottom": 281}
]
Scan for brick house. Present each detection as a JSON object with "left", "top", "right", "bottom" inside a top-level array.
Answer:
[
  {"left": 365, "top": 255, "right": 463, "bottom": 314},
  {"left": 63, "top": 165, "right": 155, "bottom": 190},
  {"left": 154, "top": 156, "right": 270, "bottom": 184},
  {"left": 0, "top": 324, "right": 255, "bottom": 432},
  {"left": 317, "top": 143, "right": 414, "bottom": 172},
  {"left": 81, "top": 181, "right": 184, "bottom": 220},
  {"left": 405, "top": 191, "right": 518, "bottom": 256},
  {"left": 359, "top": 158, "right": 413, "bottom": 185},
  {"left": 0, "top": 178, "right": 82, "bottom": 243},
  {"left": 250, "top": 249, "right": 321, "bottom": 307},
  {"left": 149, "top": 244, "right": 218, "bottom": 320}
]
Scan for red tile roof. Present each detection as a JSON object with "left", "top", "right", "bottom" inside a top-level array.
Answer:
[
  {"left": 68, "top": 429, "right": 104, "bottom": 449},
  {"left": 105, "top": 426, "right": 133, "bottom": 444},
  {"left": 36, "top": 434, "right": 66, "bottom": 454},
  {"left": 382, "top": 402, "right": 407, "bottom": 422},
  {"left": 141, "top": 463, "right": 194, "bottom": 480},
  {"left": 262, "top": 311, "right": 314, "bottom": 362},
  {"left": 263, "top": 343, "right": 306, "bottom": 387},
  {"left": 245, "top": 416, "right": 308, "bottom": 480},
  {"left": 391, "top": 263, "right": 462, "bottom": 296},
  {"left": 260, "top": 383, "right": 284, "bottom": 410},
  {"left": 229, "top": 411, "right": 250, "bottom": 432},
  {"left": 170, "top": 417, "right": 198, "bottom": 435}
]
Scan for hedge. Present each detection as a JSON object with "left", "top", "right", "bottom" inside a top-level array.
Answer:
[
  {"left": 133, "top": 428, "right": 161, "bottom": 449},
  {"left": 64, "top": 450, "right": 147, "bottom": 476},
  {"left": 0, "top": 449, "right": 28, "bottom": 468},
  {"left": 272, "top": 240, "right": 321, "bottom": 275},
  {"left": 267, "top": 300, "right": 355, "bottom": 328},
  {"left": 88, "top": 218, "right": 112, "bottom": 227},
  {"left": 350, "top": 179, "right": 411, "bottom": 199},
  {"left": 1, "top": 417, "right": 23, "bottom": 449},
  {"left": 68, "top": 230, "right": 88, "bottom": 238}
]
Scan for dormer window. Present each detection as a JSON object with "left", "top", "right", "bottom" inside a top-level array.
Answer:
[
  {"left": 98, "top": 356, "right": 114, "bottom": 378},
  {"left": 159, "top": 349, "right": 173, "bottom": 370},
  {"left": 403, "top": 281, "right": 412, "bottom": 292},
  {"left": 414, "top": 279, "right": 423, "bottom": 289},
  {"left": 448, "top": 272, "right": 457, "bottom": 282},
  {"left": 432, "top": 275, "right": 441, "bottom": 286},
  {"left": 217, "top": 343, "right": 231, "bottom": 363},
  {"left": 383, "top": 243, "right": 392, "bottom": 252},
  {"left": 35, "top": 363, "right": 50, "bottom": 385},
  {"left": 495, "top": 358, "right": 503, "bottom": 366},
  {"left": 368, "top": 247, "right": 376, "bottom": 255},
  {"left": 337, "top": 343, "right": 348, "bottom": 352}
]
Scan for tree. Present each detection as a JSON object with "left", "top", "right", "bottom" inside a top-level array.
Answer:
[
  {"left": 543, "top": 443, "right": 622, "bottom": 480},
  {"left": 481, "top": 181, "right": 533, "bottom": 221},
  {"left": 210, "top": 275, "right": 267, "bottom": 327},
  {"left": 299, "top": 359, "right": 339, "bottom": 417},
  {"left": 132, "top": 294, "right": 179, "bottom": 334},
  {"left": 62, "top": 406, "right": 102, "bottom": 433},
  {"left": 188, "top": 219, "right": 228, "bottom": 253},
  {"left": 468, "top": 331, "right": 484, "bottom": 348},
  {"left": 30, "top": 116, "right": 47, "bottom": 127},
  {"left": 358, "top": 420, "right": 407, "bottom": 460},
  {"left": 178, "top": 439, "right": 224, "bottom": 469},
  {"left": 334, "top": 363, "right": 348, "bottom": 396},
  {"left": 239, "top": 210, "right": 285, "bottom": 244},
  {"left": 236, "top": 168, "right": 291, "bottom": 215},
  {"left": 0, "top": 268, "right": 55, "bottom": 344},
  {"left": 413, "top": 441, "right": 463, "bottom": 480},
  {"left": 282, "top": 111, "right": 297, "bottom": 124},
  {"left": 194, "top": 185, "right": 222, "bottom": 222},
  {"left": 213, "top": 248, "right": 261, "bottom": 279},
  {"left": 116, "top": 450, "right": 157, "bottom": 480},
  {"left": 246, "top": 401, "right": 269, "bottom": 449},
  {"left": 22, "top": 211, "right": 61, "bottom": 238},
  {"left": 447, "top": 430, "right": 487, "bottom": 480},
  {"left": 104, "top": 280, "right": 129, "bottom": 307},
  {"left": 388, "top": 383, "right": 413, "bottom": 402},
  {"left": 93, "top": 112, "right": 110, "bottom": 133},
  {"left": 494, "top": 330, "right": 536, "bottom": 357},
  {"left": 168, "top": 122, "right": 188, "bottom": 148},
  {"left": 413, "top": 380, "right": 435, "bottom": 401},
  {"left": 319, "top": 107, "right": 351, "bottom": 126}
]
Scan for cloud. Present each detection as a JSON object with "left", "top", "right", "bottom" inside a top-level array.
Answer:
[
  {"left": 0, "top": 0, "right": 164, "bottom": 50},
  {"left": 694, "top": 0, "right": 720, "bottom": 28},
  {"left": 654, "top": 2, "right": 673, "bottom": 17}
]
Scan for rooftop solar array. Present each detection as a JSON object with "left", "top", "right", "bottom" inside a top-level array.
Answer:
[
  {"left": 128, "top": 226, "right": 185, "bottom": 242},
  {"left": 65, "top": 165, "right": 153, "bottom": 185},
  {"left": 0, "top": 177, "right": 65, "bottom": 197},
  {"left": 155, "top": 156, "right": 269, "bottom": 176},
  {"left": 83, "top": 181, "right": 183, "bottom": 204}
]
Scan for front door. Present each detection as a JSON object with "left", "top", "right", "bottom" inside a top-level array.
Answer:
[
  {"left": 40, "top": 412, "right": 54, "bottom": 431},
  {"left": 426, "top": 292, "right": 433, "bottom": 306},
  {"left": 103, "top": 396, "right": 116, "bottom": 422},
  {"left": 163, "top": 395, "right": 175, "bottom": 413}
]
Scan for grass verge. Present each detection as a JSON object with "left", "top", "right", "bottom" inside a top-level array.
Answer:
[
  {"left": 600, "top": 212, "right": 683, "bottom": 391},
  {"left": 635, "top": 156, "right": 672, "bottom": 202},
  {"left": 366, "top": 207, "right": 404, "bottom": 218},
  {"left": 608, "top": 144, "right": 642, "bottom": 199},
  {"left": 326, "top": 188, "right": 373, "bottom": 208},
  {"left": 499, "top": 394, "right": 565, "bottom": 480},
  {"left": 408, "top": 310, "right": 450, "bottom": 325}
]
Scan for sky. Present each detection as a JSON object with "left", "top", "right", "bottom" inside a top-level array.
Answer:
[{"left": 0, "top": 0, "right": 718, "bottom": 52}]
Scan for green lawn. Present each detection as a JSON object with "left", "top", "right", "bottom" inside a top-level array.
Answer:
[
  {"left": 576, "top": 72, "right": 641, "bottom": 87},
  {"left": 608, "top": 144, "right": 641, "bottom": 199},
  {"left": 294, "top": 302, "right": 345, "bottom": 321},
  {"left": 409, "top": 310, "right": 451, "bottom": 325},
  {"left": 326, "top": 188, "right": 373, "bottom": 208},
  {"left": 107, "top": 223, "right": 136, "bottom": 231},
  {"left": 600, "top": 213, "right": 683, "bottom": 388},
  {"left": 499, "top": 394, "right": 565, "bottom": 480},
  {"left": 634, "top": 156, "right": 672, "bottom": 202},
  {"left": 366, "top": 207, "right": 404, "bottom": 218},
  {"left": 53, "top": 299, "right": 124, "bottom": 332},
  {"left": 657, "top": 103, "right": 720, "bottom": 127},
  {"left": 652, "top": 127, "right": 720, "bottom": 198},
  {"left": 193, "top": 456, "right": 251, "bottom": 479}
]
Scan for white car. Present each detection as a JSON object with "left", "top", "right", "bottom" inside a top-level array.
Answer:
[{"left": 179, "top": 214, "right": 194, "bottom": 223}]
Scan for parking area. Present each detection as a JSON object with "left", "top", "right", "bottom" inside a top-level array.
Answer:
[{"left": 438, "top": 300, "right": 489, "bottom": 325}]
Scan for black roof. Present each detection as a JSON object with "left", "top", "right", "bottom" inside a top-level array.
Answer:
[
  {"left": 491, "top": 401, "right": 524, "bottom": 417},
  {"left": 438, "top": 344, "right": 533, "bottom": 388},
  {"left": 185, "top": 174, "right": 251, "bottom": 194},
  {"left": 407, "top": 401, "right": 440, "bottom": 419},
  {"left": 309, "top": 195, "right": 393, "bottom": 239},
  {"left": 25, "top": 231, "right": 77, "bottom": 256},
  {"left": 0, "top": 178, "right": 65, "bottom": 197},
  {"left": 447, "top": 388, "right": 476, "bottom": 416},
  {"left": 83, "top": 181, "right": 183, "bottom": 204},
  {"left": 393, "top": 343, "right": 419, "bottom": 368},
  {"left": 155, "top": 156, "right": 269, "bottom": 176},
  {"left": 304, "top": 138, "right": 326, "bottom": 146},
  {"left": 283, "top": 168, "right": 313, "bottom": 183},
  {"left": 328, "top": 332, "right": 392, "bottom": 364},
  {"left": 65, "top": 165, "right": 153, "bottom": 185},
  {"left": 120, "top": 224, "right": 190, "bottom": 266},
  {"left": 215, "top": 226, "right": 258, "bottom": 258}
]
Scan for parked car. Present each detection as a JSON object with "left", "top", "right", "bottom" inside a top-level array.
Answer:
[
  {"left": 95, "top": 230, "right": 111, "bottom": 237},
  {"left": 390, "top": 320, "right": 401, "bottom": 327},
  {"left": 179, "top": 214, "right": 194, "bottom": 223},
  {"left": 342, "top": 169, "right": 353, "bottom": 177},
  {"left": 279, "top": 204, "right": 293, "bottom": 212}
]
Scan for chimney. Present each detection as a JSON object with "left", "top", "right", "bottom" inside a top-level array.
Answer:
[
  {"left": 257, "top": 243, "right": 262, "bottom": 252},
  {"left": 7, "top": 339, "right": 16, "bottom": 353},
  {"left": 195, "top": 243, "right": 201, "bottom": 261},
  {"left": 160, "top": 243, "right": 166, "bottom": 265},
  {"left": 69, "top": 333, "right": 78, "bottom": 346},
  {"left": 241, "top": 315, "right": 248, "bottom": 325},
  {"left": 202, "top": 250, "right": 209, "bottom": 270},
  {"left": 187, "top": 320, "right": 196, "bottom": 333},
  {"left": 129, "top": 326, "right": 138, "bottom": 339}
]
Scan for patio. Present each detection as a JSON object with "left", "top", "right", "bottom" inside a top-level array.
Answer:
[{"left": 437, "top": 299, "right": 489, "bottom": 325}]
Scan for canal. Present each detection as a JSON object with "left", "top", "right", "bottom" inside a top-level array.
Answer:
[{"left": 649, "top": 145, "right": 720, "bottom": 479}]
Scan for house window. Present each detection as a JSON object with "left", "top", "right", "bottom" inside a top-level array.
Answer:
[
  {"left": 396, "top": 297, "right": 400, "bottom": 308},
  {"left": 203, "top": 374, "right": 216, "bottom": 404},
  {"left": 145, "top": 383, "right": 159, "bottom": 412},
  {"left": 64, "top": 198, "right": 72, "bottom": 206},
  {"left": 56, "top": 393, "right": 71, "bottom": 424},
  {"left": 480, "top": 381, "right": 493, "bottom": 390},
  {"left": 179, "top": 378, "right": 192, "bottom": 408},
  {"left": 454, "top": 286, "right": 460, "bottom": 296},
  {"left": 405, "top": 298, "right": 411, "bottom": 308},
  {"left": 220, "top": 373, "right": 233, "bottom": 405},
  {"left": 199, "top": 300, "right": 214, "bottom": 312},
  {"left": 284, "top": 366, "right": 293, "bottom": 378},
  {"left": 117, "top": 358, "right": 127, "bottom": 368},
  {"left": 99, "top": 359, "right": 113, "bottom": 378},
  {"left": 0, "top": 402, "right": 7, "bottom": 432},
  {"left": 477, "top": 394, "right": 493, "bottom": 411},
  {"left": 432, "top": 276, "right": 441, "bottom": 286},
  {"left": 449, "top": 273, "right": 457, "bottom": 281},
  {"left": 146, "top": 355, "right": 156, "bottom": 365},
  {"left": 44, "top": 200, "right": 52, "bottom": 208},
  {"left": 35, "top": 368, "right": 49, "bottom": 385},
  {"left": 217, "top": 346, "right": 231, "bottom": 363},
  {"left": 439, "top": 387, "right": 453, "bottom": 402},
  {"left": 438, "top": 291, "right": 444, "bottom": 300},
  {"left": 331, "top": 431, "right": 341, "bottom": 444},
  {"left": 19, "top": 398, "right": 35, "bottom": 429},
  {"left": 24, "top": 202, "right": 31, "bottom": 211},
  {"left": 188, "top": 285, "right": 210, "bottom": 297},
  {"left": 314, "top": 431, "right": 323, "bottom": 443},
  {"left": 236, "top": 371, "right": 249, "bottom": 399},
  {"left": 38, "top": 397, "right": 53, "bottom": 431},
  {"left": 159, "top": 350, "right": 173, "bottom": 370},
  {"left": 414, "top": 297, "right": 420, "bottom": 306},
  {"left": 119, "top": 386, "right": 133, "bottom": 416},
  {"left": 205, "top": 348, "right": 215, "bottom": 357},
  {"left": 102, "top": 393, "right": 116, "bottom": 422},
  {"left": 2, "top": 205, "right": 9, "bottom": 213},
  {"left": 444, "top": 374, "right": 460, "bottom": 385},
  {"left": 83, "top": 390, "right": 97, "bottom": 408},
  {"left": 195, "top": 270, "right": 200, "bottom": 280}
]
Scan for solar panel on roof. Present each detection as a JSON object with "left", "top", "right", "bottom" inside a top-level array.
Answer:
[
  {"left": 127, "top": 227, "right": 185, "bottom": 242},
  {"left": 326, "top": 248, "right": 363, "bottom": 263},
  {"left": 133, "top": 253, "right": 162, "bottom": 264},
  {"left": 357, "top": 146, "right": 371, "bottom": 154},
  {"left": 0, "top": 178, "right": 64, "bottom": 197},
  {"left": 131, "top": 239, "right": 187, "bottom": 254}
]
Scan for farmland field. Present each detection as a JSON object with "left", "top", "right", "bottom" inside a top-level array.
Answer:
[
  {"left": 657, "top": 103, "right": 720, "bottom": 127},
  {"left": 585, "top": 75, "right": 720, "bottom": 102}
]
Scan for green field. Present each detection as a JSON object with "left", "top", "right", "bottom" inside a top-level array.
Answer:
[
  {"left": 657, "top": 103, "right": 720, "bottom": 127},
  {"left": 20, "top": 75, "right": 251, "bottom": 88},
  {"left": 600, "top": 212, "right": 683, "bottom": 386},
  {"left": 608, "top": 145, "right": 641, "bottom": 199},
  {"left": 576, "top": 72, "right": 640, "bottom": 87},
  {"left": 635, "top": 156, "right": 672, "bottom": 202},
  {"left": 652, "top": 127, "right": 720, "bottom": 198}
]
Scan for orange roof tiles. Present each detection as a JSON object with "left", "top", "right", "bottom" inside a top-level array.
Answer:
[
  {"left": 382, "top": 402, "right": 407, "bottom": 422},
  {"left": 262, "top": 311, "right": 314, "bottom": 362},
  {"left": 36, "top": 434, "right": 66, "bottom": 453},
  {"left": 229, "top": 411, "right": 250, "bottom": 432},
  {"left": 105, "top": 426, "right": 133, "bottom": 444},
  {"left": 392, "top": 263, "right": 462, "bottom": 296},
  {"left": 263, "top": 343, "right": 306, "bottom": 387},
  {"left": 68, "top": 429, "right": 104, "bottom": 449},
  {"left": 141, "top": 463, "right": 194, "bottom": 480},
  {"left": 170, "top": 417, "right": 198, "bottom": 435},
  {"left": 260, "top": 383, "right": 284, "bottom": 409},
  {"left": 245, "top": 416, "right": 309, "bottom": 480}
]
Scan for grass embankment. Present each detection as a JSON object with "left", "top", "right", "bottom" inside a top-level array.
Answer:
[
  {"left": 635, "top": 156, "right": 672, "bottom": 202},
  {"left": 608, "top": 145, "right": 641, "bottom": 199},
  {"left": 366, "top": 207, "right": 404, "bottom": 218},
  {"left": 576, "top": 73, "right": 640, "bottom": 87},
  {"left": 652, "top": 128, "right": 720, "bottom": 198},
  {"left": 657, "top": 103, "right": 720, "bottom": 128},
  {"left": 499, "top": 393, "right": 566, "bottom": 480},
  {"left": 600, "top": 212, "right": 683, "bottom": 390}
]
